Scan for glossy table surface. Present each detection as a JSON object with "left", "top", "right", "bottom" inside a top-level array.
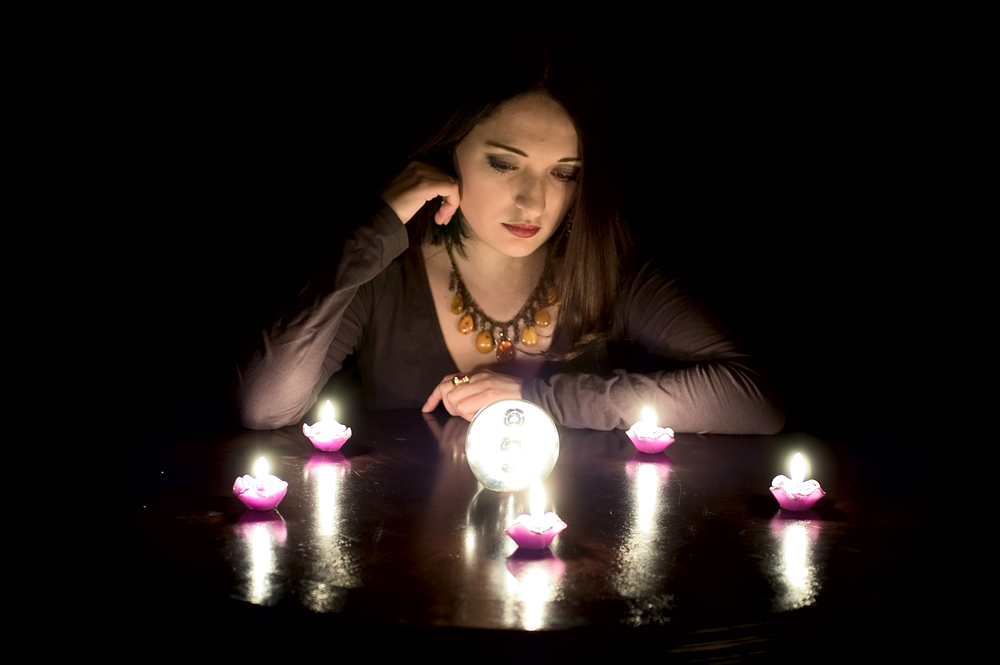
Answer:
[{"left": 105, "top": 409, "right": 948, "bottom": 660}]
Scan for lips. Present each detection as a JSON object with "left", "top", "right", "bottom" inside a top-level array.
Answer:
[{"left": 503, "top": 223, "right": 541, "bottom": 238}]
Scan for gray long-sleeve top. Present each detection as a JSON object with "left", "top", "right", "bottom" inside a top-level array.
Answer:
[{"left": 236, "top": 204, "right": 784, "bottom": 434}]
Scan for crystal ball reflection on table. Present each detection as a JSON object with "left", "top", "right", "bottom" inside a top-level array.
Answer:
[{"left": 465, "top": 399, "right": 560, "bottom": 492}]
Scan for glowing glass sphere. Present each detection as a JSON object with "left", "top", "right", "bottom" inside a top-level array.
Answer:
[{"left": 466, "top": 399, "right": 560, "bottom": 492}]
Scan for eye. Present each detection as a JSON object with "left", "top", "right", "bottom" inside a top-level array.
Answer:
[
  {"left": 488, "top": 157, "right": 516, "bottom": 175},
  {"left": 553, "top": 169, "right": 579, "bottom": 183}
]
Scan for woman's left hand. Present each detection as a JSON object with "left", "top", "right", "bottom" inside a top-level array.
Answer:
[{"left": 422, "top": 371, "right": 524, "bottom": 421}]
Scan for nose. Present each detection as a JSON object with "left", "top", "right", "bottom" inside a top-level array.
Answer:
[{"left": 513, "top": 173, "right": 545, "bottom": 218}]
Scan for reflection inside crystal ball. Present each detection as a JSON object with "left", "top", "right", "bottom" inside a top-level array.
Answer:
[{"left": 499, "top": 436, "right": 524, "bottom": 473}]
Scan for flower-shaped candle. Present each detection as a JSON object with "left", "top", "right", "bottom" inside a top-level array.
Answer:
[
  {"left": 625, "top": 407, "right": 675, "bottom": 453},
  {"left": 303, "top": 400, "right": 352, "bottom": 452},
  {"left": 505, "top": 478, "right": 567, "bottom": 550},
  {"left": 770, "top": 452, "right": 825, "bottom": 511},
  {"left": 233, "top": 456, "right": 288, "bottom": 511}
]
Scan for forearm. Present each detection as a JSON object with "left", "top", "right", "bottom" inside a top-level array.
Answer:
[
  {"left": 236, "top": 204, "right": 407, "bottom": 429},
  {"left": 523, "top": 358, "right": 785, "bottom": 434},
  {"left": 236, "top": 291, "right": 361, "bottom": 429}
]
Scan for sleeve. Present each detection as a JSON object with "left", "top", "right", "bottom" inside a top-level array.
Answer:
[
  {"left": 521, "top": 264, "right": 785, "bottom": 434},
  {"left": 235, "top": 203, "right": 408, "bottom": 429}
]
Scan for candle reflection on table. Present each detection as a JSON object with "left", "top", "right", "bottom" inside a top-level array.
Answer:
[
  {"left": 506, "top": 551, "right": 566, "bottom": 631},
  {"left": 305, "top": 453, "right": 351, "bottom": 537},
  {"left": 629, "top": 456, "right": 673, "bottom": 534},
  {"left": 764, "top": 513, "right": 826, "bottom": 612},
  {"left": 299, "top": 453, "right": 358, "bottom": 613},
  {"left": 231, "top": 512, "right": 288, "bottom": 607},
  {"left": 613, "top": 455, "right": 676, "bottom": 626}
]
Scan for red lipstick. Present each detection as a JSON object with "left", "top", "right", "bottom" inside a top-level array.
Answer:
[{"left": 503, "top": 224, "right": 540, "bottom": 238}]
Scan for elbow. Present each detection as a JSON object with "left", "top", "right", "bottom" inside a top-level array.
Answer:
[
  {"left": 237, "top": 396, "right": 297, "bottom": 430},
  {"left": 239, "top": 409, "right": 294, "bottom": 431},
  {"left": 756, "top": 404, "right": 786, "bottom": 435},
  {"left": 747, "top": 391, "right": 785, "bottom": 435},
  {"left": 731, "top": 360, "right": 785, "bottom": 435},
  {"left": 235, "top": 375, "right": 306, "bottom": 430}
]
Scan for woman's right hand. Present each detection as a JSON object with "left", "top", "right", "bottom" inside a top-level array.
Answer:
[{"left": 379, "top": 161, "right": 460, "bottom": 225}]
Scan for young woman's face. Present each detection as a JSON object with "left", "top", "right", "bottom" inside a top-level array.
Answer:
[{"left": 453, "top": 93, "right": 581, "bottom": 259}]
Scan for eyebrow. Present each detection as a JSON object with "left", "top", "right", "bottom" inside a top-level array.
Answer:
[{"left": 485, "top": 140, "right": 580, "bottom": 163}]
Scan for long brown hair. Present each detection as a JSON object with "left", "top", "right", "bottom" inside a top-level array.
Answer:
[{"left": 407, "top": 31, "right": 633, "bottom": 360}]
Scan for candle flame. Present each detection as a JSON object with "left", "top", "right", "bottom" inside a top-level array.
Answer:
[
  {"left": 641, "top": 407, "right": 657, "bottom": 426},
  {"left": 253, "top": 456, "right": 269, "bottom": 479},
  {"left": 321, "top": 400, "right": 335, "bottom": 423},
  {"left": 791, "top": 453, "right": 806, "bottom": 484},
  {"left": 529, "top": 477, "right": 546, "bottom": 518}
]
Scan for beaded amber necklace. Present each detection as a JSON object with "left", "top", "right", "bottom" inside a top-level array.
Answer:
[{"left": 446, "top": 245, "right": 557, "bottom": 363}]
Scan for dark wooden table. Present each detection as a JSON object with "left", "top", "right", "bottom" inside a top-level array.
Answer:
[{"left": 102, "top": 409, "right": 949, "bottom": 661}]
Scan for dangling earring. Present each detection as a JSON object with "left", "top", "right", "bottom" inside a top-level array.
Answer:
[{"left": 564, "top": 215, "right": 573, "bottom": 237}]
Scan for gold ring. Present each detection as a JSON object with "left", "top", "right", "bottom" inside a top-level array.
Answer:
[{"left": 452, "top": 374, "right": 470, "bottom": 386}]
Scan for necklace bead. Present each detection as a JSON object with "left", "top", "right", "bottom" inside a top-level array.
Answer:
[
  {"left": 496, "top": 340, "right": 515, "bottom": 363},
  {"left": 476, "top": 331, "right": 494, "bottom": 353},
  {"left": 520, "top": 327, "right": 539, "bottom": 347}
]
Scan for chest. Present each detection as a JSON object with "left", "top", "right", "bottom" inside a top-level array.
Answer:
[{"left": 423, "top": 246, "right": 559, "bottom": 377}]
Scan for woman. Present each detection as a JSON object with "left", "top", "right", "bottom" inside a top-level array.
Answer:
[{"left": 236, "top": 45, "right": 784, "bottom": 434}]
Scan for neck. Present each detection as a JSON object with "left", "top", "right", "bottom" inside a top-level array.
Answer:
[
  {"left": 454, "top": 237, "right": 548, "bottom": 295},
  {"left": 447, "top": 238, "right": 550, "bottom": 324}
]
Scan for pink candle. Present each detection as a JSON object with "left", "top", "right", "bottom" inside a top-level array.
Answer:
[
  {"left": 625, "top": 407, "right": 675, "bottom": 453},
  {"left": 233, "top": 456, "right": 288, "bottom": 511},
  {"left": 770, "top": 453, "right": 825, "bottom": 511},
  {"left": 505, "top": 478, "right": 567, "bottom": 550},
  {"left": 303, "top": 400, "right": 352, "bottom": 452}
]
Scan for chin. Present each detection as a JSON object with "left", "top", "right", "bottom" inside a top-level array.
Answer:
[{"left": 498, "top": 238, "right": 549, "bottom": 259}]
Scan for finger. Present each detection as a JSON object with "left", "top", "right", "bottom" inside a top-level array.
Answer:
[
  {"left": 448, "top": 383, "right": 495, "bottom": 420},
  {"left": 421, "top": 386, "right": 442, "bottom": 413},
  {"left": 449, "top": 389, "right": 487, "bottom": 421},
  {"left": 404, "top": 179, "right": 457, "bottom": 224},
  {"left": 381, "top": 163, "right": 459, "bottom": 224},
  {"left": 440, "top": 380, "right": 461, "bottom": 416},
  {"left": 424, "top": 374, "right": 462, "bottom": 415},
  {"left": 422, "top": 375, "right": 449, "bottom": 412},
  {"left": 449, "top": 374, "right": 522, "bottom": 420},
  {"left": 435, "top": 191, "right": 461, "bottom": 225},
  {"left": 441, "top": 393, "right": 460, "bottom": 417}
]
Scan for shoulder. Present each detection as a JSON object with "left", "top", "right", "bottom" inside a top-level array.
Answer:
[
  {"left": 619, "top": 260, "right": 738, "bottom": 359},
  {"left": 620, "top": 261, "right": 687, "bottom": 321}
]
